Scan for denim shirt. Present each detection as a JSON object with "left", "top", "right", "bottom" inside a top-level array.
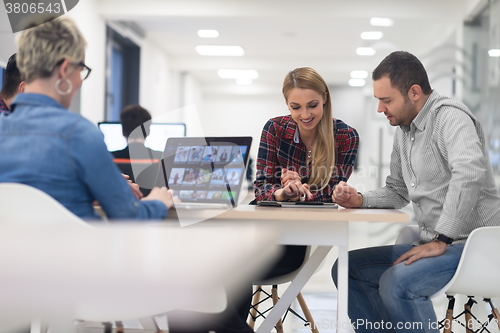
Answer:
[{"left": 0, "top": 93, "right": 167, "bottom": 220}]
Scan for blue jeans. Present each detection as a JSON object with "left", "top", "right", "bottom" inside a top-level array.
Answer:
[{"left": 332, "top": 244, "right": 464, "bottom": 333}]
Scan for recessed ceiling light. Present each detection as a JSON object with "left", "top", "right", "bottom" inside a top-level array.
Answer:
[
  {"left": 236, "top": 77, "right": 253, "bottom": 85},
  {"left": 361, "top": 31, "right": 383, "bottom": 40},
  {"left": 489, "top": 49, "right": 500, "bottom": 57},
  {"left": 217, "top": 69, "right": 259, "bottom": 79},
  {"left": 195, "top": 45, "right": 245, "bottom": 56},
  {"left": 356, "top": 47, "right": 376, "bottom": 56},
  {"left": 197, "top": 29, "right": 219, "bottom": 38},
  {"left": 370, "top": 17, "right": 394, "bottom": 27},
  {"left": 349, "top": 79, "right": 366, "bottom": 87},
  {"left": 350, "top": 70, "right": 368, "bottom": 79}
]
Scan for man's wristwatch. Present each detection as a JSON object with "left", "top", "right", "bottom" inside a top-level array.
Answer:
[{"left": 432, "top": 233, "right": 453, "bottom": 245}]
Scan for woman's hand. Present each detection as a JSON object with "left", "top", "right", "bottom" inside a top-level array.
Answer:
[
  {"left": 142, "top": 187, "right": 178, "bottom": 209},
  {"left": 280, "top": 168, "right": 301, "bottom": 187},
  {"left": 274, "top": 181, "right": 313, "bottom": 202},
  {"left": 122, "top": 174, "right": 143, "bottom": 199}
]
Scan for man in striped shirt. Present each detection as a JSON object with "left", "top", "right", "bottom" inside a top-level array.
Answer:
[{"left": 332, "top": 51, "right": 500, "bottom": 333}]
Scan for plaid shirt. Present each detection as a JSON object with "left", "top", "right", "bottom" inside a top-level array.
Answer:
[
  {"left": 254, "top": 116, "right": 359, "bottom": 202},
  {"left": 0, "top": 97, "right": 10, "bottom": 115}
]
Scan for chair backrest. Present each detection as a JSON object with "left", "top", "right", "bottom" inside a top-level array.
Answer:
[
  {"left": 395, "top": 225, "right": 420, "bottom": 244},
  {"left": 256, "top": 246, "right": 314, "bottom": 285},
  {"left": 441, "top": 226, "right": 500, "bottom": 298},
  {"left": 0, "top": 183, "right": 90, "bottom": 227}
]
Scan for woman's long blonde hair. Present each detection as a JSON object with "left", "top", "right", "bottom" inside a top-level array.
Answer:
[{"left": 283, "top": 67, "right": 335, "bottom": 191}]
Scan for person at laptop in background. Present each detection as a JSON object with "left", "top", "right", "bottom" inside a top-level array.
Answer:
[
  {"left": 0, "top": 16, "right": 173, "bottom": 220},
  {"left": 112, "top": 104, "right": 162, "bottom": 162},
  {"left": 0, "top": 53, "right": 25, "bottom": 114},
  {"left": 112, "top": 104, "right": 162, "bottom": 195},
  {"left": 241, "top": 67, "right": 359, "bottom": 321}
]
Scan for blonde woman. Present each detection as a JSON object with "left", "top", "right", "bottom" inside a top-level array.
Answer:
[
  {"left": 239, "top": 68, "right": 360, "bottom": 321},
  {"left": 0, "top": 16, "right": 173, "bottom": 219},
  {"left": 255, "top": 67, "right": 359, "bottom": 203}
]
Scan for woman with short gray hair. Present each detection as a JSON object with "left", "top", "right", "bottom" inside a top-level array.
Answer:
[{"left": 0, "top": 16, "right": 174, "bottom": 219}]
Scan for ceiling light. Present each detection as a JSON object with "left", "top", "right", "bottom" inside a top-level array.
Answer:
[
  {"left": 489, "top": 49, "right": 500, "bottom": 57},
  {"left": 356, "top": 47, "right": 376, "bottom": 56},
  {"left": 349, "top": 79, "right": 366, "bottom": 87},
  {"left": 370, "top": 17, "right": 394, "bottom": 27},
  {"left": 217, "top": 69, "right": 259, "bottom": 79},
  {"left": 195, "top": 45, "right": 244, "bottom": 56},
  {"left": 350, "top": 70, "right": 368, "bottom": 79},
  {"left": 197, "top": 29, "right": 219, "bottom": 38},
  {"left": 236, "top": 77, "right": 253, "bottom": 85},
  {"left": 361, "top": 31, "right": 383, "bottom": 40}
]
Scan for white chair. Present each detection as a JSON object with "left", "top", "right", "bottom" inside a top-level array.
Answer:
[
  {"left": 396, "top": 225, "right": 500, "bottom": 332},
  {"left": 0, "top": 183, "right": 281, "bottom": 333},
  {"left": 0, "top": 182, "right": 91, "bottom": 227},
  {"left": 248, "top": 246, "right": 323, "bottom": 333}
]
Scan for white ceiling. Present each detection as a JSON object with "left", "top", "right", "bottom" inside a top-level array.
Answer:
[{"left": 99, "top": 0, "right": 471, "bottom": 95}]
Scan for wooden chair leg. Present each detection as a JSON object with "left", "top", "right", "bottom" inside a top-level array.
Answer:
[
  {"left": 443, "top": 296, "right": 455, "bottom": 333},
  {"left": 248, "top": 285, "right": 263, "bottom": 329},
  {"left": 115, "top": 321, "right": 124, "bottom": 333},
  {"left": 271, "top": 285, "right": 284, "bottom": 333},
  {"left": 296, "top": 292, "right": 319, "bottom": 333},
  {"left": 485, "top": 298, "right": 500, "bottom": 330},
  {"left": 464, "top": 297, "right": 476, "bottom": 333}
]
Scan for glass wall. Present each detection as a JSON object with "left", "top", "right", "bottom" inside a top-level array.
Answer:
[{"left": 463, "top": 0, "right": 500, "bottom": 187}]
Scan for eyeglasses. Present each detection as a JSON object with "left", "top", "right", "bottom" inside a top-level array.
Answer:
[
  {"left": 55, "top": 59, "right": 92, "bottom": 81},
  {"left": 74, "top": 61, "right": 92, "bottom": 81}
]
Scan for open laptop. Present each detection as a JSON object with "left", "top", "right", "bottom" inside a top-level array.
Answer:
[{"left": 155, "top": 136, "right": 252, "bottom": 209}]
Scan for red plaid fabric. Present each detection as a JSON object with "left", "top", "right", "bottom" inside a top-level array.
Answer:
[
  {"left": 0, "top": 97, "right": 10, "bottom": 114},
  {"left": 254, "top": 116, "right": 359, "bottom": 202}
]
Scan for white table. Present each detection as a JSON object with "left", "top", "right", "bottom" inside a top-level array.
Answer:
[{"left": 169, "top": 205, "right": 409, "bottom": 333}]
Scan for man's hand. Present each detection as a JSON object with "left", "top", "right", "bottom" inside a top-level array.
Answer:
[
  {"left": 332, "top": 181, "right": 363, "bottom": 207},
  {"left": 393, "top": 241, "right": 448, "bottom": 265}
]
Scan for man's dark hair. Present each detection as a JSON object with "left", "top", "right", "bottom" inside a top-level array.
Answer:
[
  {"left": 372, "top": 51, "right": 432, "bottom": 97},
  {"left": 0, "top": 54, "right": 22, "bottom": 100},
  {"left": 120, "top": 104, "right": 152, "bottom": 139}
]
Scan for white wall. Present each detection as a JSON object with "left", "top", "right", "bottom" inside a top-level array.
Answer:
[
  {"left": 139, "top": 38, "right": 173, "bottom": 119},
  {"left": 68, "top": 0, "right": 106, "bottom": 125},
  {"left": 202, "top": 93, "right": 286, "bottom": 163}
]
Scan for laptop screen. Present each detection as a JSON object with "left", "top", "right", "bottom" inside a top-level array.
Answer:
[
  {"left": 98, "top": 122, "right": 186, "bottom": 152},
  {"left": 156, "top": 137, "right": 252, "bottom": 206}
]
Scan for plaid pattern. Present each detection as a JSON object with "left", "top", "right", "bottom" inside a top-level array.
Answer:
[
  {"left": 0, "top": 97, "right": 10, "bottom": 115},
  {"left": 254, "top": 116, "right": 359, "bottom": 202}
]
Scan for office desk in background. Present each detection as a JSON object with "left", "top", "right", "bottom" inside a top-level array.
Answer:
[{"left": 168, "top": 205, "right": 409, "bottom": 333}]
